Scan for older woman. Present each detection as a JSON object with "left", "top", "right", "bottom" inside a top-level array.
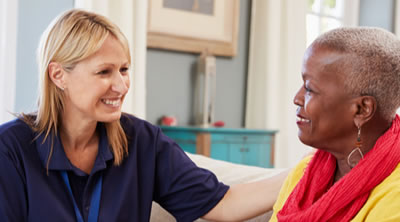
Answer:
[
  {"left": 0, "top": 9, "right": 287, "bottom": 222},
  {"left": 270, "top": 27, "right": 400, "bottom": 221}
]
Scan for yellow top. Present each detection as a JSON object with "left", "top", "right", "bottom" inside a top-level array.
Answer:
[{"left": 269, "top": 156, "right": 400, "bottom": 222}]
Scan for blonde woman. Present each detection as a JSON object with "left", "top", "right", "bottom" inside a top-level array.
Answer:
[{"left": 0, "top": 9, "right": 286, "bottom": 222}]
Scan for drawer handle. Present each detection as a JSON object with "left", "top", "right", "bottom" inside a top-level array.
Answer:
[{"left": 240, "top": 147, "right": 249, "bottom": 152}]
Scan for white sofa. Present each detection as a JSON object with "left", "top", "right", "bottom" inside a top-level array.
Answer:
[{"left": 150, "top": 153, "right": 285, "bottom": 222}]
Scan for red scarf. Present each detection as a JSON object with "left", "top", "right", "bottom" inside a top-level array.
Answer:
[{"left": 277, "top": 115, "right": 400, "bottom": 222}]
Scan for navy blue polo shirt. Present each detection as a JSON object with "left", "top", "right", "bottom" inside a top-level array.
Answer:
[{"left": 0, "top": 114, "right": 229, "bottom": 222}]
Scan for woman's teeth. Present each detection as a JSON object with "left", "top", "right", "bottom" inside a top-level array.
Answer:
[
  {"left": 297, "top": 117, "right": 310, "bottom": 123},
  {"left": 102, "top": 99, "right": 120, "bottom": 106}
]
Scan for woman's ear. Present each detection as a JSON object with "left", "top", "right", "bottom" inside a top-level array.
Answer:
[
  {"left": 353, "top": 96, "right": 376, "bottom": 127},
  {"left": 48, "top": 62, "right": 66, "bottom": 90}
]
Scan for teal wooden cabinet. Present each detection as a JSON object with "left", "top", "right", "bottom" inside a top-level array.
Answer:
[{"left": 160, "top": 126, "right": 277, "bottom": 168}]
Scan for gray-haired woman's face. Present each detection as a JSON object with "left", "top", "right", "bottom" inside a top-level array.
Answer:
[{"left": 293, "top": 45, "right": 358, "bottom": 152}]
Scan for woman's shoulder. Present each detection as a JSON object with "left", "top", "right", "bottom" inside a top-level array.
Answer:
[
  {"left": 369, "top": 162, "right": 400, "bottom": 194},
  {"left": 354, "top": 162, "right": 400, "bottom": 221},
  {"left": 289, "top": 154, "right": 313, "bottom": 181},
  {"left": 278, "top": 155, "right": 313, "bottom": 194},
  {"left": 0, "top": 118, "right": 34, "bottom": 139},
  {"left": 270, "top": 155, "right": 313, "bottom": 221},
  {"left": 275, "top": 155, "right": 313, "bottom": 197},
  {"left": 119, "top": 113, "right": 186, "bottom": 154},
  {"left": 0, "top": 118, "right": 35, "bottom": 153},
  {"left": 119, "top": 113, "right": 162, "bottom": 142},
  {"left": 120, "top": 113, "right": 159, "bottom": 132}
]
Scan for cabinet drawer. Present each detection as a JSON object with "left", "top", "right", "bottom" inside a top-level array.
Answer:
[
  {"left": 160, "top": 126, "right": 277, "bottom": 168},
  {"left": 212, "top": 133, "right": 271, "bottom": 144},
  {"left": 163, "top": 131, "right": 196, "bottom": 143},
  {"left": 229, "top": 144, "right": 272, "bottom": 168},
  {"left": 210, "top": 143, "right": 272, "bottom": 168}
]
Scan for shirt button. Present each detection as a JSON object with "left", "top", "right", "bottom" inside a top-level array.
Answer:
[{"left": 85, "top": 206, "right": 90, "bottom": 211}]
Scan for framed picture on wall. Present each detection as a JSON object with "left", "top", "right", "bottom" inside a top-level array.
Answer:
[{"left": 147, "top": 0, "right": 239, "bottom": 57}]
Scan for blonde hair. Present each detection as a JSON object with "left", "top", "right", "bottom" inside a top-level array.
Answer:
[
  {"left": 312, "top": 27, "right": 400, "bottom": 121},
  {"left": 23, "top": 9, "right": 130, "bottom": 167}
]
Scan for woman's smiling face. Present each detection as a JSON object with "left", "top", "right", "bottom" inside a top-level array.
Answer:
[
  {"left": 62, "top": 35, "right": 130, "bottom": 123},
  {"left": 293, "top": 45, "right": 357, "bottom": 151}
]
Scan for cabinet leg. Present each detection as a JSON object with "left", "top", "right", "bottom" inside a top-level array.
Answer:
[
  {"left": 270, "top": 135, "right": 275, "bottom": 167},
  {"left": 197, "top": 133, "right": 211, "bottom": 157}
]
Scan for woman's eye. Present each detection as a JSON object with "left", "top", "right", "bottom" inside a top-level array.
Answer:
[
  {"left": 304, "top": 85, "right": 312, "bottom": 93},
  {"left": 97, "top": 70, "right": 110, "bottom": 75},
  {"left": 120, "top": 67, "right": 129, "bottom": 74}
]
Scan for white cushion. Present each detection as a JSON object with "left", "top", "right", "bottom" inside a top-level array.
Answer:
[{"left": 150, "top": 153, "right": 285, "bottom": 222}]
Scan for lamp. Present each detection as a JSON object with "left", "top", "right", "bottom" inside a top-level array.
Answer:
[{"left": 194, "top": 52, "right": 216, "bottom": 127}]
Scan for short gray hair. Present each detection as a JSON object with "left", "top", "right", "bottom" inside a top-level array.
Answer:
[{"left": 312, "top": 27, "right": 400, "bottom": 121}]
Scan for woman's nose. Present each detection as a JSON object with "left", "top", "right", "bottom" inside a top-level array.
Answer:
[
  {"left": 293, "top": 87, "right": 304, "bottom": 107},
  {"left": 111, "top": 73, "right": 129, "bottom": 94}
]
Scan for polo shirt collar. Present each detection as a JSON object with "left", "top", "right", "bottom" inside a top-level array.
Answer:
[{"left": 35, "top": 123, "right": 114, "bottom": 173}]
